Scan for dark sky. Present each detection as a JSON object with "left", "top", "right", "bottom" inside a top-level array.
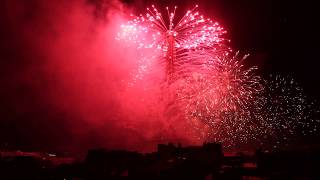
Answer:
[{"left": 0, "top": 0, "right": 319, "bottom": 152}]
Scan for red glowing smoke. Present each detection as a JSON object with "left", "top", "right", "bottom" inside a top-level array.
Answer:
[{"left": 0, "top": 0, "right": 198, "bottom": 152}]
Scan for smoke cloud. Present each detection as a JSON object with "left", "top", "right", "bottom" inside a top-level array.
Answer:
[{"left": 0, "top": 0, "right": 197, "bottom": 153}]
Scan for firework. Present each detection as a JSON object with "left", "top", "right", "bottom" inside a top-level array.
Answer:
[
  {"left": 117, "top": 5, "right": 320, "bottom": 149},
  {"left": 117, "top": 5, "right": 229, "bottom": 83},
  {"left": 257, "top": 75, "right": 320, "bottom": 148},
  {"left": 176, "top": 52, "right": 264, "bottom": 145}
]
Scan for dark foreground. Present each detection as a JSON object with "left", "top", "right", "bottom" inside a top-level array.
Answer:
[{"left": 1, "top": 143, "right": 320, "bottom": 180}]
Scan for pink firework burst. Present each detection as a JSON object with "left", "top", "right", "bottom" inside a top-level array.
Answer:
[
  {"left": 176, "top": 52, "right": 264, "bottom": 144},
  {"left": 117, "top": 5, "right": 262, "bottom": 145},
  {"left": 117, "top": 5, "right": 229, "bottom": 83},
  {"left": 117, "top": 5, "right": 319, "bottom": 149}
]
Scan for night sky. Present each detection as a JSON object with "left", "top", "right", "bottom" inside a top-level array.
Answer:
[{"left": 0, "top": 0, "right": 319, "bottom": 153}]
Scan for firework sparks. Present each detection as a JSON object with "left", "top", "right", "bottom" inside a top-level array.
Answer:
[
  {"left": 176, "top": 52, "right": 264, "bottom": 145},
  {"left": 117, "top": 5, "right": 320, "bottom": 149},
  {"left": 117, "top": 5, "right": 229, "bottom": 83},
  {"left": 258, "top": 75, "right": 320, "bottom": 148}
]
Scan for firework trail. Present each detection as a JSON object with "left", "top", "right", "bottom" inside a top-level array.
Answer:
[{"left": 117, "top": 5, "right": 320, "bottom": 149}]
